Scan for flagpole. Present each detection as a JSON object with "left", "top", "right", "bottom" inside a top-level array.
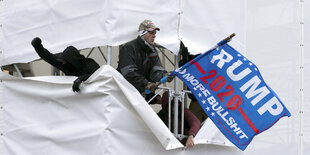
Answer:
[{"left": 217, "top": 33, "right": 236, "bottom": 47}]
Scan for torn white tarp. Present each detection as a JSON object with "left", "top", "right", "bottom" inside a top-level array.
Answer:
[
  {"left": 0, "top": 0, "right": 245, "bottom": 66},
  {"left": 0, "top": 65, "right": 242, "bottom": 155},
  {"left": 179, "top": 0, "right": 246, "bottom": 55},
  {"left": 0, "top": 0, "right": 179, "bottom": 65}
]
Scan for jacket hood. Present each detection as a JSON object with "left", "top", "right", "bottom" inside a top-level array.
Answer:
[{"left": 58, "top": 46, "right": 84, "bottom": 69}]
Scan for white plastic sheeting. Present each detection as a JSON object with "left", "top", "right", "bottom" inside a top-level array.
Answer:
[
  {"left": 0, "top": 0, "right": 245, "bottom": 66},
  {"left": 244, "top": 0, "right": 307, "bottom": 155},
  {"left": 0, "top": 0, "right": 179, "bottom": 65},
  {"left": 180, "top": 0, "right": 246, "bottom": 55},
  {"left": 0, "top": 65, "right": 242, "bottom": 155},
  {"left": 304, "top": 0, "right": 310, "bottom": 154},
  {"left": 0, "top": 0, "right": 309, "bottom": 155}
]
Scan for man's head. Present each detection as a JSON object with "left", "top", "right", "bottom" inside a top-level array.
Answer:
[
  {"left": 57, "top": 46, "right": 85, "bottom": 69},
  {"left": 138, "top": 20, "right": 160, "bottom": 45}
]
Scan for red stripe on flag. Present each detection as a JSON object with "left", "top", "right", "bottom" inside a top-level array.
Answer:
[
  {"left": 215, "top": 117, "right": 250, "bottom": 146},
  {"left": 238, "top": 108, "right": 260, "bottom": 134},
  {"left": 190, "top": 60, "right": 206, "bottom": 74}
]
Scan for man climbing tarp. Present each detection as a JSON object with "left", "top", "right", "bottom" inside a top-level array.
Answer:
[{"left": 31, "top": 37, "right": 100, "bottom": 92}]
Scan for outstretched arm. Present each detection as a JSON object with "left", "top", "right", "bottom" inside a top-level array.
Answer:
[{"left": 31, "top": 37, "right": 63, "bottom": 70}]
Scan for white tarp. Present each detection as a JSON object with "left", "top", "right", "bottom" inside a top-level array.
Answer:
[
  {"left": 180, "top": 0, "right": 246, "bottom": 55},
  {"left": 0, "top": 0, "right": 245, "bottom": 66},
  {"left": 1, "top": 0, "right": 310, "bottom": 155},
  {"left": 244, "top": 0, "right": 305, "bottom": 155},
  {"left": 304, "top": 0, "right": 310, "bottom": 154},
  {"left": 0, "top": 0, "right": 179, "bottom": 65},
  {"left": 0, "top": 65, "right": 243, "bottom": 155}
]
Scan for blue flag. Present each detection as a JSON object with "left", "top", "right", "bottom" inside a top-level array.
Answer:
[{"left": 171, "top": 42, "right": 291, "bottom": 151}]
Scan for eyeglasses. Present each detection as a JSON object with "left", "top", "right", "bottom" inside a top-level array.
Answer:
[{"left": 148, "top": 31, "right": 156, "bottom": 35}]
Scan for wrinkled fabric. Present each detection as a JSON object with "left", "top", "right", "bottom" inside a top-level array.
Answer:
[{"left": 0, "top": 65, "right": 242, "bottom": 155}]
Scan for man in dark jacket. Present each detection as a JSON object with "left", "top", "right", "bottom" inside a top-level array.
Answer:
[
  {"left": 31, "top": 37, "right": 100, "bottom": 92},
  {"left": 117, "top": 20, "right": 172, "bottom": 96}
]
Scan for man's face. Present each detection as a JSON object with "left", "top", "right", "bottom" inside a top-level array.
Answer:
[{"left": 143, "top": 30, "right": 157, "bottom": 45}]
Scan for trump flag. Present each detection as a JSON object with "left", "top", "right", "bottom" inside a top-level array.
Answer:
[{"left": 171, "top": 41, "right": 291, "bottom": 150}]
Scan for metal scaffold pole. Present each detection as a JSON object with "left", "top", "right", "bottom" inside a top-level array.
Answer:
[
  {"left": 173, "top": 54, "right": 179, "bottom": 137},
  {"left": 107, "top": 46, "right": 112, "bottom": 65}
]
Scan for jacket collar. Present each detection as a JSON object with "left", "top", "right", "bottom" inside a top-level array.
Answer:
[{"left": 137, "top": 36, "right": 153, "bottom": 53}]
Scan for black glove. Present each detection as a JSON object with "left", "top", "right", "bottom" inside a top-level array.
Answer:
[
  {"left": 164, "top": 72, "right": 174, "bottom": 83},
  {"left": 166, "top": 75, "right": 174, "bottom": 83},
  {"left": 145, "top": 82, "right": 158, "bottom": 93},
  {"left": 72, "top": 78, "right": 82, "bottom": 92},
  {"left": 31, "top": 37, "right": 42, "bottom": 47}
]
